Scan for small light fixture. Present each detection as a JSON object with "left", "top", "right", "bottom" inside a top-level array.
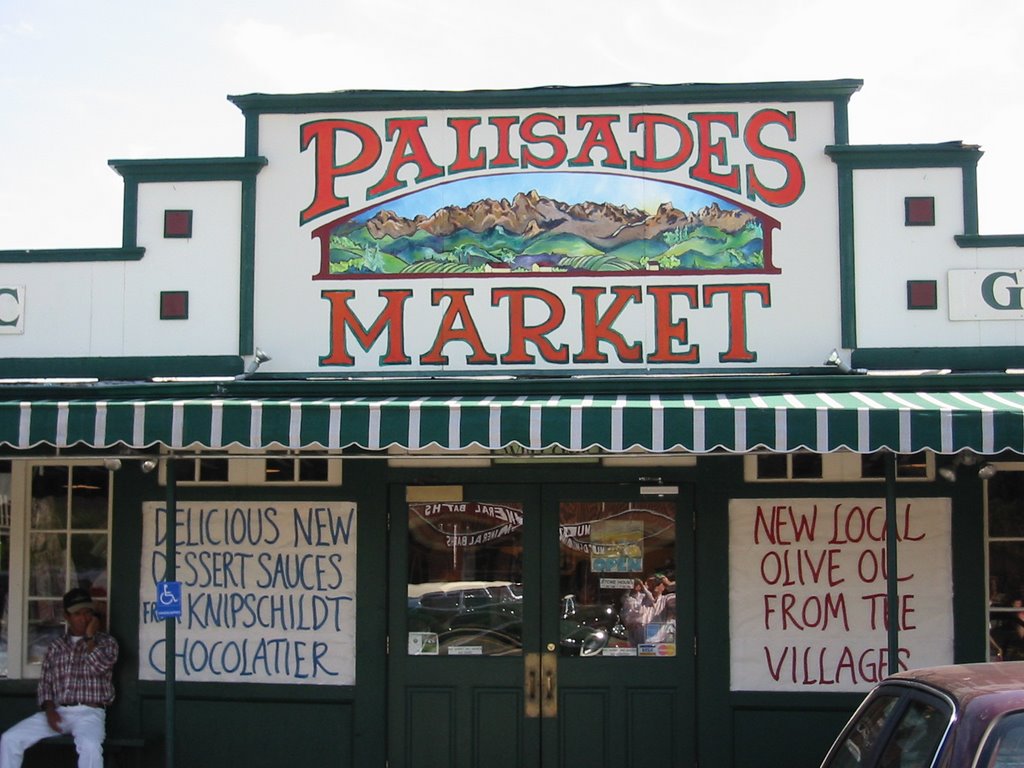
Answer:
[
  {"left": 978, "top": 463, "right": 998, "bottom": 480},
  {"left": 938, "top": 465, "right": 958, "bottom": 483},
  {"left": 141, "top": 459, "right": 158, "bottom": 474},
  {"left": 823, "top": 349, "right": 865, "bottom": 374},
  {"left": 103, "top": 458, "right": 122, "bottom": 472},
  {"left": 236, "top": 348, "right": 272, "bottom": 380}
]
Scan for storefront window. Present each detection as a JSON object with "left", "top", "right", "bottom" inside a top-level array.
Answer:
[
  {"left": 407, "top": 500, "right": 524, "bottom": 656},
  {"left": 25, "top": 465, "right": 111, "bottom": 667},
  {"left": 987, "top": 471, "right": 1024, "bottom": 661}
]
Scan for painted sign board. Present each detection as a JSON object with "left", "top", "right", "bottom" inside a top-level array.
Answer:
[
  {"left": 729, "top": 498, "right": 953, "bottom": 693},
  {"left": 949, "top": 269, "right": 1024, "bottom": 320},
  {"left": 249, "top": 91, "right": 844, "bottom": 375},
  {"left": 139, "top": 501, "right": 357, "bottom": 685}
]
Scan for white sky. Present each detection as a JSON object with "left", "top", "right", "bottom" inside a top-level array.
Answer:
[{"left": 1, "top": 0, "right": 1021, "bottom": 249}]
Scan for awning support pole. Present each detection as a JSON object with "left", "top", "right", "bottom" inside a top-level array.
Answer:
[
  {"left": 885, "top": 452, "right": 899, "bottom": 675},
  {"left": 165, "top": 459, "right": 177, "bottom": 768}
]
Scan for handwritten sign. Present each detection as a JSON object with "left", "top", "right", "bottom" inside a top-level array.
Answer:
[
  {"left": 139, "top": 502, "right": 357, "bottom": 685},
  {"left": 729, "top": 498, "right": 952, "bottom": 692}
]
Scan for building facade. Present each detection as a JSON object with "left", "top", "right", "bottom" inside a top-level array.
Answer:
[{"left": 1, "top": 79, "right": 1023, "bottom": 767}]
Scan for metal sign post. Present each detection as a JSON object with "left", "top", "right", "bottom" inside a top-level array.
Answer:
[{"left": 164, "top": 458, "right": 177, "bottom": 768}]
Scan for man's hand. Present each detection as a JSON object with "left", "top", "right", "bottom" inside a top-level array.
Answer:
[
  {"left": 43, "top": 702, "right": 61, "bottom": 733},
  {"left": 85, "top": 613, "right": 100, "bottom": 639}
]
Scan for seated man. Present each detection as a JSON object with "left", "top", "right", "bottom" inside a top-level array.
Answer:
[{"left": 0, "top": 588, "right": 119, "bottom": 768}]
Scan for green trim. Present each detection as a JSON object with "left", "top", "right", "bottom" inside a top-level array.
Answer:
[
  {"left": 836, "top": 164, "right": 857, "bottom": 347},
  {"left": 228, "top": 80, "right": 864, "bottom": 114},
  {"left": 0, "top": 356, "right": 243, "bottom": 379},
  {"left": 851, "top": 346, "right": 1024, "bottom": 371},
  {"left": 108, "top": 157, "right": 268, "bottom": 182},
  {"left": 0, "top": 247, "right": 144, "bottom": 263},
  {"left": 824, "top": 142, "right": 983, "bottom": 169},
  {"left": 239, "top": 165, "right": 257, "bottom": 354},
  {"left": 956, "top": 234, "right": 1024, "bottom": 248},
  {"left": 122, "top": 178, "right": 139, "bottom": 248},
  {"left": 961, "top": 159, "right": 980, "bottom": 235}
]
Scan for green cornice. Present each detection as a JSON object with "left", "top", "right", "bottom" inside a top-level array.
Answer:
[
  {"left": 108, "top": 157, "right": 268, "bottom": 182},
  {"left": 0, "top": 369, "right": 1019, "bottom": 402},
  {"left": 955, "top": 234, "right": 1024, "bottom": 248},
  {"left": 852, "top": 346, "right": 1024, "bottom": 371},
  {"left": 825, "top": 142, "right": 984, "bottom": 169},
  {"left": 228, "top": 79, "right": 865, "bottom": 114},
  {"left": 0, "top": 356, "right": 243, "bottom": 380},
  {"left": 0, "top": 248, "right": 145, "bottom": 263}
]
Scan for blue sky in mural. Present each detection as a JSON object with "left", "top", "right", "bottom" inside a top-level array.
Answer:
[{"left": 374, "top": 172, "right": 729, "bottom": 221}]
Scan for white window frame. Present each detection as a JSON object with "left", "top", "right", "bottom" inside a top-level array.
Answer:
[
  {"left": 154, "top": 447, "right": 343, "bottom": 486},
  {"left": 744, "top": 450, "right": 935, "bottom": 482},
  {"left": 5, "top": 459, "right": 114, "bottom": 679}
]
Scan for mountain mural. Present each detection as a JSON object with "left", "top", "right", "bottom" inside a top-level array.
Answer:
[{"left": 324, "top": 187, "right": 771, "bottom": 276}]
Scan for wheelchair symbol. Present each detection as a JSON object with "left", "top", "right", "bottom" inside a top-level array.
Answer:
[
  {"left": 158, "top": 583, "right": 179, "bottom": 606},
  {"left": 155, "top": 581, "right": 182, "bottom": 618}
]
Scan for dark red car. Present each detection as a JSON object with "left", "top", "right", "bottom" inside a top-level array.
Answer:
[{"left": 819, "top": 662, "right": 1024, "bottom": 767}]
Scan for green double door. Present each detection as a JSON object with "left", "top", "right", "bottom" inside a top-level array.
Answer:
[{"left": 389, "top": 482, "right": 696, "bottom": 767}]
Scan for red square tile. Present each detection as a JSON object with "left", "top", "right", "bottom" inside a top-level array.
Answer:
[
  {"left": 164, "top": 210, "right": 193, "bottom": 238},
  {"left": 907, "top": 280, "right": 937, "bottom": 310},
  {"left": 160, "top": 291, "right": 189, "bottom": 320},
  {"left": 905, "top": 197, "right": 935, "bottom": 226}
]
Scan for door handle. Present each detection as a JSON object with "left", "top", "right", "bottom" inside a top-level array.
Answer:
[
  {"left": 541, "top": 652, "right": 557, "bottom": 718},
  {"left": 524, "top": 653, "right": 540, "bottom": 718}
]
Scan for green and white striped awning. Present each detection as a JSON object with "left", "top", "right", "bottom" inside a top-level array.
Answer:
[{"left": 2, "top": 391, "right": 1024, "bottom": 454}]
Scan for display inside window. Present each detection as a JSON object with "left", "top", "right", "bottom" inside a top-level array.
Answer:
[
  {"left": 988, "top": 472, "right": 1024, "bottom": 661},
  {"left": 26, "top": 465, "right": 110, "bottom": 666}
]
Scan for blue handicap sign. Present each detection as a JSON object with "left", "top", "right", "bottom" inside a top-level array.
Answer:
[{"left": 155, "top": 580, "right": 182, "bottom": 619}]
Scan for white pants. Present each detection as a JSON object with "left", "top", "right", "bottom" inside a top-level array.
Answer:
[{"left": 0, "top": 705, "right": 105, "bottom": 768}]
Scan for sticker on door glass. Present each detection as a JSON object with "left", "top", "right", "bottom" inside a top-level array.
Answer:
[
  {"left": 590, "top": 520, "right": 644, "bottom": 572},
  {"left": 408, "top": 632, "right": 439, "bottom": 655},
  {"left": 637, "top": 643, "right": 676, "bottom": 657}
]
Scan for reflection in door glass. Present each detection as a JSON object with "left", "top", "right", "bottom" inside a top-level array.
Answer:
[
  {"left": 407, "top": 500, "right": 524, "bottom": 657},
  {"left": 560, "top": 502, "right": 676, "bottom": 657}
]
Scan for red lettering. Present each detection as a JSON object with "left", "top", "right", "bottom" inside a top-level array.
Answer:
[
  {"left": 702, "top": 283, "right": 771, "bottom": 363},
  {"left": 744, "top": 109, "right": 805, "bottom": 207},
  {"left": 629, "top": 114, "right": 695, "bottom": 172},
  {"left": 519, "top": 113, "right": 567, "bottom": 169},
  {"left": 488, "top": 116, "right": 520, "bottom": 168},
  {"left": 299, "top": 119, "right": 382, "bottom": 224},
  {"left": 320, "top": 289, "right": 412, "bottom": 366},
  {"left": 689, "top": 111, "right": 741, "bottom": 193},
  {"left": 447, "top": 117, "right": 487, "bottom": 174},
  {"left": 573, "top": 286, "right": 642, "bottom": 363},
  {"left": 492, "top": 288, "right": 569, "bottom": 364},
  {"left": 570, "top": 115, "right": 626, "bottom": 168},
  {"left": 420, "top": 289, "right": 497, "bottom": 365},
  {"left": 366, "top": 118, "right": 445, "bottom": 200},
  {"left": 646, "top": 285, "right": 699, "bottom": 363}
]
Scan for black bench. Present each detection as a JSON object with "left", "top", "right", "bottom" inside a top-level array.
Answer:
[{"left": 29, "top": 733, "right": 147, "bottom": 768}]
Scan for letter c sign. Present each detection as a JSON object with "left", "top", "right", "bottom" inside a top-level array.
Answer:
[{"left": 0, "top": 286, "right": 24, "bottom": 334}]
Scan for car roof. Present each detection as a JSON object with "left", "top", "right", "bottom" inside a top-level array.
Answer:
[{"left": 887, "top": 662, "right": 1024, "bottom": 706}]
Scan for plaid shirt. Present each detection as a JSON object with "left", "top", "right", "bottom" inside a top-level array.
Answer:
[{"left": 37, "top": 632, "right": 119, "bottom": 708}]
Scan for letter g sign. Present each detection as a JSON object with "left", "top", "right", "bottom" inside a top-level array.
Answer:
[
  {"left": 0, "top": 286, "right": 24, "bottom": 334},
  {"left": 981, "top": 271, "right": 1024, "bottom": 311}
]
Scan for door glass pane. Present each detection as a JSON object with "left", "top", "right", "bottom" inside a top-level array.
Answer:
[
  {"left": 559, "top": 501, "right": 676, "bottom": 657},
  {"left": 407, "top": 500, "right": 523, "bottom": 656}
]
